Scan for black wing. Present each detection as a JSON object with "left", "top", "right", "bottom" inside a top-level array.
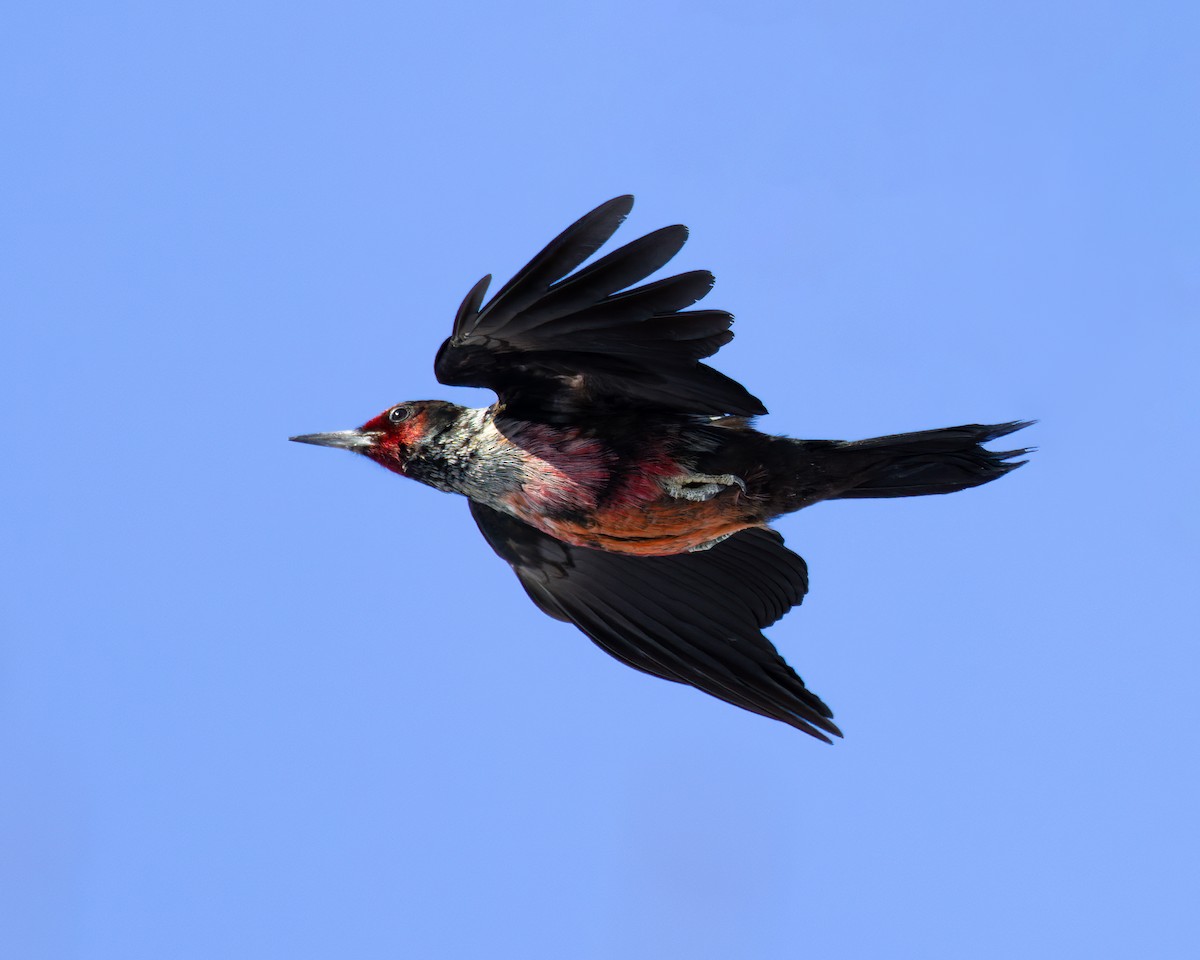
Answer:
[
  {"left": 434, "top": 196, "right": 767, "bottom": 421},
  {"left": 469, "top": 501, "right": 841, "bottom": 742}
]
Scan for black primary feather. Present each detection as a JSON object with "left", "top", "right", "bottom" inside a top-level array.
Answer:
[
  {"left": 435, "top": 196, "right": 766, "bottom": 420},
  {"left": 469, "top": 501, "right": 840, "bottom": 742}
]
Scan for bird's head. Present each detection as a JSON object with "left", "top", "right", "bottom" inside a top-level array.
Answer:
[{"left": 289, "top": 400, "right": 463, "bottom": 476}]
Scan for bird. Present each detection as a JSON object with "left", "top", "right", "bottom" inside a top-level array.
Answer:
[{"left": 290, "top": 196, "right": 1029, "bottom": 742}]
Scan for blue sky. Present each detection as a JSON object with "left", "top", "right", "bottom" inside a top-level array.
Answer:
[{"left": 3, "top": 2, "right": 1198, "bottom": 957}]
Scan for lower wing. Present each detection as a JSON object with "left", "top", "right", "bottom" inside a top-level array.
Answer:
[{"left": 468, "top": 500, "right": 840, "bottom": 741}]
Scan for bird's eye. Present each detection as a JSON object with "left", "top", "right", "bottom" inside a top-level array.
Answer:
[{"left": 388, "top": 405, "right": 412, "bottom": 424}]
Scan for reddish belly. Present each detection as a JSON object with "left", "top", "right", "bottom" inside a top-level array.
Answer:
[
  {"left": 512, "top": 495, "right": 754, "bottom": 557},
  {"left": 495, "top": 429, "right": 753, "bottom": 556}
]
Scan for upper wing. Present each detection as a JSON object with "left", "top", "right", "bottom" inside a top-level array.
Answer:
[
  {"left": 469, "top": 500, "right": 841, "bottom": 742},
  {"left": 434, "top": 196, "right": 767, "bottom": 421}
]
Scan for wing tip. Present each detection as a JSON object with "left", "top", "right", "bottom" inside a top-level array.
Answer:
[
  {"left": 591, "top": 194, "right": 635, "bottom": 227},
  {"left": 453, "top": 273, "right": 493, "bottom": 338}
]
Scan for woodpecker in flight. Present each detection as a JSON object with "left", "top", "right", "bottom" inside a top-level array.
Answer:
[{"left": 291, "top": 196, "right": 1029, "bottom": 742}]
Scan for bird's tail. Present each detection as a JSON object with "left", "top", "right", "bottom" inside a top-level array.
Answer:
[{"left": 825, "top": 421, "right": 1034, "bottom": 499}]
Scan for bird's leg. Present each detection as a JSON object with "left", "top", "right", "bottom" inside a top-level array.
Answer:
[{"left": 661, "top": 472, "right": 747, "bottom": 502}]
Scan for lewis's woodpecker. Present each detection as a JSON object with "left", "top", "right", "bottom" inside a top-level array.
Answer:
[{"left": 291, "top": 196, "right": 1029, "bottom": 741}]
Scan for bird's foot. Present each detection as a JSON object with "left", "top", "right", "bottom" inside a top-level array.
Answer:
[
  {"left": 688, "top": 532, "right": 737, "bottom": 552},
  {"left": 662, "top": 472, "right": 747, "bottom": 502}
]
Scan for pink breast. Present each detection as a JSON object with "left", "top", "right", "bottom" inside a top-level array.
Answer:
[{"left": 504, "top": 422, "right": 616, "bottom": 512}]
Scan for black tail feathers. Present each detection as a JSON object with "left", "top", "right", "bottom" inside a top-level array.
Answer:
[{"left": 832, "top": 420, "right": 1034, "bottom": 499}]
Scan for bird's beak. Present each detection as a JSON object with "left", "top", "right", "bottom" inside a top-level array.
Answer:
[{"left": 288, "top": 430, "right": 378, "bottom": 451}]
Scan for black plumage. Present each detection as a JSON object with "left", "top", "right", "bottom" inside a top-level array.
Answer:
[
  {"left": 470, "top": 502, "right": 839, "bottom": 741},
  {"left": 435, "top": 195, "right": 766, "bottom": 419}
]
